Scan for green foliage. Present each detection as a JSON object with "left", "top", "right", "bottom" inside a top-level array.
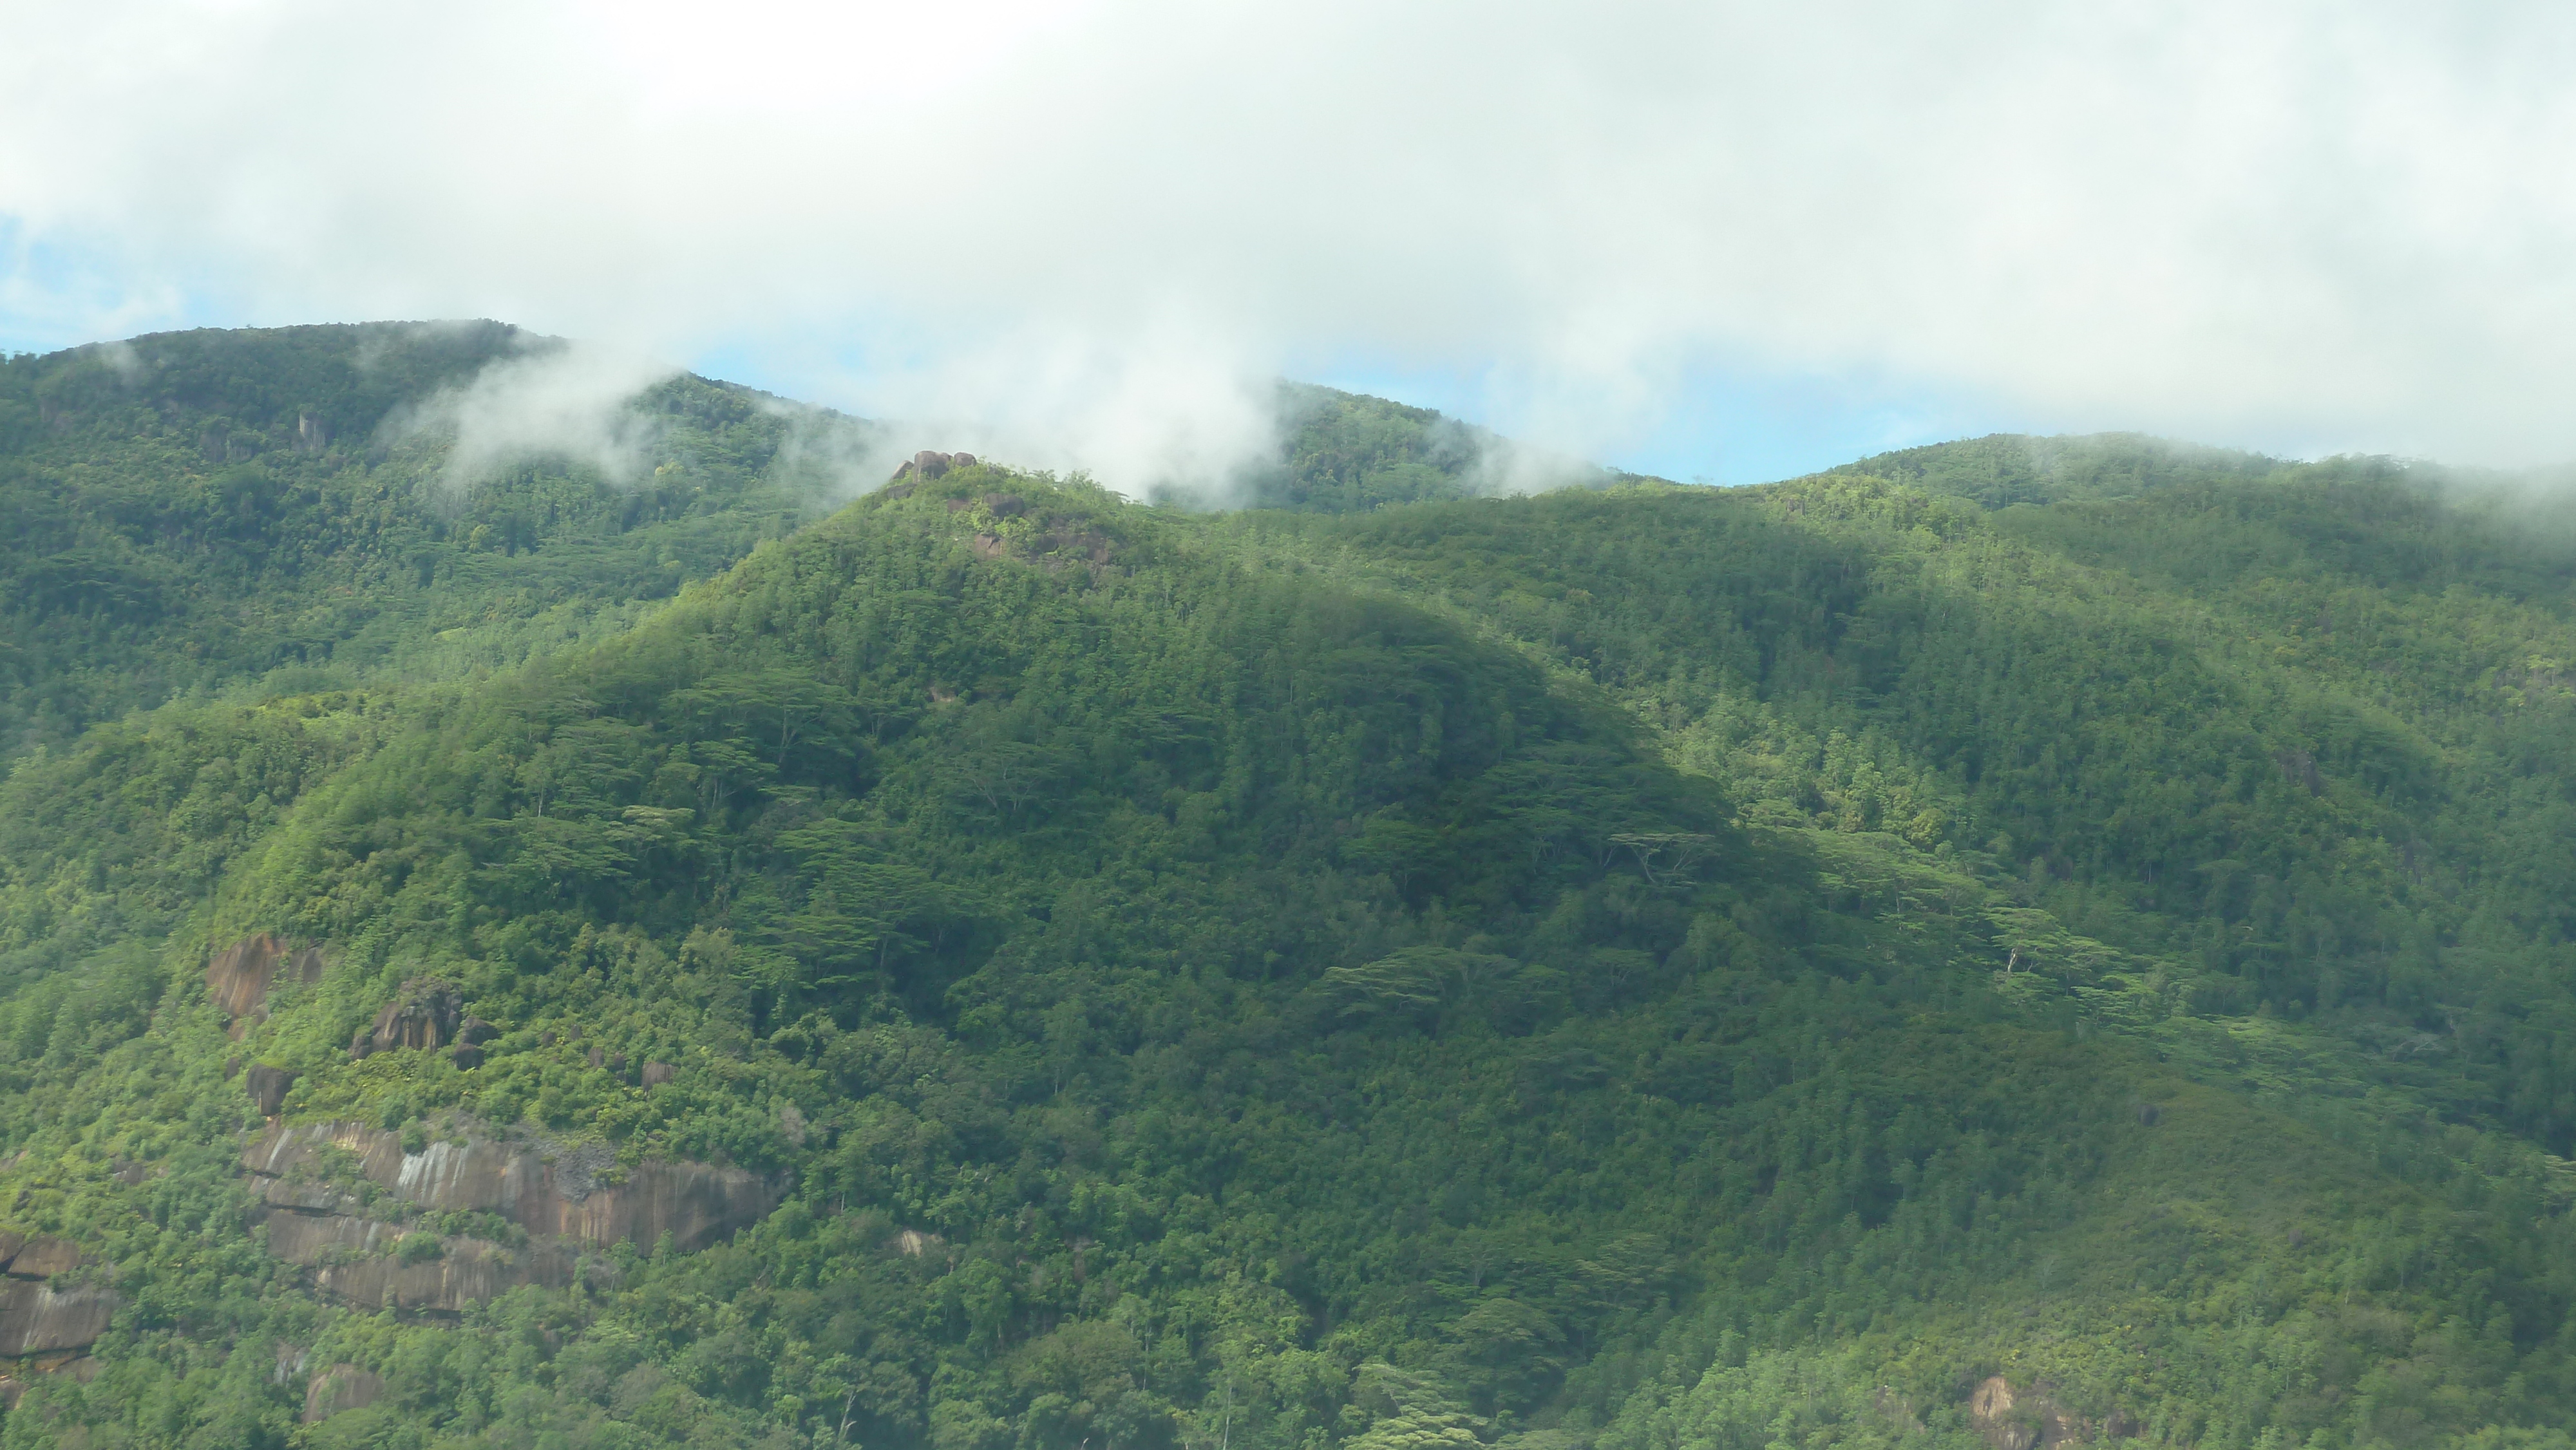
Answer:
[
  {"left": 13, "top": 350, "right": 2576, "bottom": 1450},
  {"left": 0, "top": 323, "right": 875, "bottom": 758}
]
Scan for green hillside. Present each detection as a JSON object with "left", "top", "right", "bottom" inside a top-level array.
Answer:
[
  {"left": 4, "top": 334, "right": 2576, "bottom": 1449},
  {"left": 0, "top": 323, "right": 875, "bottom": 758}
]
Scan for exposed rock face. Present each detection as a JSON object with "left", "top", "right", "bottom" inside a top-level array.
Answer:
[
  {"left": 242, "top": 1122, "right": 781, "bottom": 1311},
  {"left": 6, "top": 1235, "right": 88, "bottom": 1279},
  {"left": 0, "top": 1236, "right": 115, "bottom": 1358},
  {"left": 303, "top": 1363, "right": 384, "bottom": 1423},
  {"left": 641, "top": 1061, "right": 676, "bottom": 1087},
  {"left": 1967, "top": 1376, "right": 2136, "bottom": 1449},
  {"left": 245, "top": 1063, "right": 298, "bottom": 1117},
  {"left": 245, "top": 1122, "right": 780, "bottom": 1250},
  {"left": 204, "top": 934, "right": 325, "bottom": 1030},
  {"left": 0, "top": 1285, "right": 117, "bottom": 1357},
  {"left": 301, "top": 1234, "right": 576, "bottom": 1315},
  {"left": 350, "top": 979, "right": 464, "bottom": 1059},
  {"left": 891, "top": 449, "right": 978, "bottom": 483}
]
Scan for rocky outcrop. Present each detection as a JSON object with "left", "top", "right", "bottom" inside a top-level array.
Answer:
[
  {"left": 245, "top": 1063, "right": 298, "bottom": 1117},
  {"left": 242, "top": 1121, "right": 780, "bottom": 1312},
  {"left": 244, "top": 1122, "right": 780, "bottom": 1250},
  {"left": 350, "top": 979, "right": 463, "bottom": 1059},
  {"left": 3, "top": 1235, "right": 84, "bottom": 1279},
  {"left": 303, "top": 1363, "right": 384, "bottom": 1423},
  {"left": 204, "top": 934, "right": 325, "bottom": 1030},
  {"left": 0, "top": 1284, "right": 117, "bottom": 1357},
  {"left": 893, "top": 449, "right": 975, "bottom": 482},
  {"left": 1966, "top": 1377, "right": 2137, "bottom": 1449},
  {"left": 0, "top": 1235, "right": 114, "bottom": 1358}
]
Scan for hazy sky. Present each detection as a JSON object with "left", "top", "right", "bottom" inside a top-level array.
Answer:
[{"left": 4, "top": 0, "right": 2571, "bottom": 486}]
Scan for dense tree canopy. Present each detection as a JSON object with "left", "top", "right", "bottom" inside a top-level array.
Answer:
[{"left": 4, "top": 328, "right": 2576, "bottom": 1449}]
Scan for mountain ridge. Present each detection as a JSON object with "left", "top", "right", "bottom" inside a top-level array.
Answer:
[{"left": 1, "top": 326, "right": 2575, "bottom": 1447}]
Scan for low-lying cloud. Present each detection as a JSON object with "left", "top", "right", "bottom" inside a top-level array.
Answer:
[
  {"left": 6, "top": 1, "right": 2576, "bottom": 479},
  {"left": 385, "top": 340, "right": 676, "bottom": 496}
]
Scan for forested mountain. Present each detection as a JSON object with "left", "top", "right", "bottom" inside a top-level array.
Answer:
[
  {"left": 0, "top": 323, "right": 877, "bottom": 758},
  {"left": 5, "top": 327, "right": 2576, "bottom": 1450}
]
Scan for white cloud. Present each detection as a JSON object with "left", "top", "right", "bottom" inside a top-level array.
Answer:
[
  {"left": 4, "top": 0, "right": 2575, "bottom": 477},
  {"left": 383, "top": 339, "right": 676, "bottom": 494}
]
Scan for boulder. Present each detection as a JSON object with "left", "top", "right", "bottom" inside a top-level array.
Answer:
[
  {"left": 641, "top": 1061, "right": 676, "bottom": 1088},
  {"left": 204, "top": 934, "right": 325, "bottom": 1029},
  {"left": 351, "top": 979, "right": 464, "bottom": 1059},
  {"left": 245, "top": 1063, "right": 298, "bottom": 1117},
  {"left": 303, "top": 1363, "right": 385, "bottom": 1424}
]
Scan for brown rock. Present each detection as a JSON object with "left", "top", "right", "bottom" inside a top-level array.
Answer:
[
  {"left": 457, "top": 1017, "right": 501, "bottom": 1046},
  {"left": 265, "top": 1211, "right": 397, "bottom": 1263},
  {"left": 245, "top": 1063, "right": 298, "bottom": 1117},
  {"left": 951, "top": 453, "right": 977, "bottom": 467},
  {"left": 204, "top": 934, "right": 325, "bottom": 1031},
  {"left": 641, "top": 1061, "right": 676, "bottom": 1087},
  {"left": 303, "top": 1362, "right": 386, "bottom": 1424},
  {"left": 243, "top": 1121, "right": 780, "bottom": 1253},
  {"left": 0, "top": 1232, "right": 25, "bottom": 1269},
  {"left": 1966, "top": 1376, "right": 2111, "bottom": 1450},
  {"left": 451, "top": 1043, "right": 485, "bottom": 1070},
  {"left": 247, "top": 1114, "right": 777, "bottom": 1312},
  {"left": 260, "top": 1174, "right": 350, "bottom": 1213},
  {"left": 587, "top": 1046, "right": 603, "bottom": 1069},
  {"left": 312, "top": 1238, "right": 578, "bottom": 1314},
  {"left": 354, "top": 979, "right": 464, "bottom": 1059},
  {"left": 0, "top": 1280, "right": 117, "bottom": 1355},
  {"left": 8, "top": 1236, "right": 86, "bottom": 1278},
  {"left": 1968, "top": 1377, "right": 2036, "bottom": 1450}
]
